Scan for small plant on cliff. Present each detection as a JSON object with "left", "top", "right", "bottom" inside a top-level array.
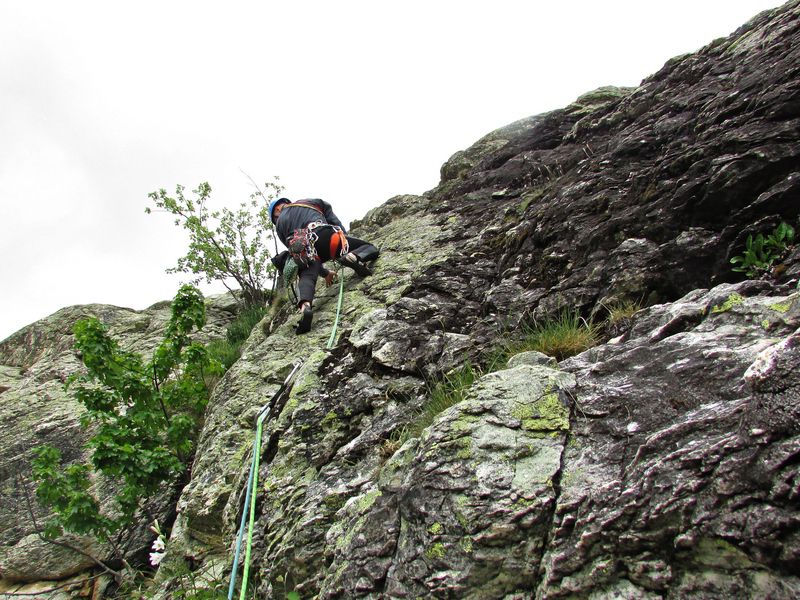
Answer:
[
  {"left": 392, "top": 363, "right": 480, "bottom": 446},
  {"left": 146, "top": 178, "right": 284, "bottom": 308},
  {"left": 31, "top": 285, "right": 222, "bottom": 555},
  {"left": 501, "top": 311, "right": 600, "bottom": 362},
  {"left": 603, "top": 298, "right": 643, "bottom": 327},
  {"left": 730, "top": 221, "right": 795, "bottom": 278},
  {"left": 207, "top": 304, "right": 269, "bottom": 369},
  {"left": 415, "top": 363, "right": 480, "bottom": 437}
]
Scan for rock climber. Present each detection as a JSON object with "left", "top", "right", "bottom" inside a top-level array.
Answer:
[{"left": 269, "top": 197, "right": 379, "bottom": 334}]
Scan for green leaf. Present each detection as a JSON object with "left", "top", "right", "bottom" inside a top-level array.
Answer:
[{"left": 32, "top": 284, "right": 217, "bottom": 549}]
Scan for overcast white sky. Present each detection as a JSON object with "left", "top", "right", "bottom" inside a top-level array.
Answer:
[{"left": 0, "top": 0, "right": 782, "bottom": 341}]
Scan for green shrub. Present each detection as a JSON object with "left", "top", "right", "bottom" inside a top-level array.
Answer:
[
  {"left": 32, "top": 285, "right": 221, "bottom": 549},
  {"left": 146, "top": 179, "right": 284, "bottom": 308},
  {"left": 730, "top": 221, "right": 795, "bottom": 277}
]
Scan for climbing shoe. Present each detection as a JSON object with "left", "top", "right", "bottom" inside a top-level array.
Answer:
[
  {"left": 295, "top": 304, "right": 313, "bottom": 334},
  {"left": 339, "top": 252, "right": 372, "bottom": 277}
]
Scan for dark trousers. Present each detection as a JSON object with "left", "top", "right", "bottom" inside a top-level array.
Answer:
[{"left": 296, "top": 228, "right": 378, "bottom": 305}]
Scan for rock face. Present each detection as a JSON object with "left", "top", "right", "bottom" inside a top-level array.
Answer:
[
  {"left": 165, "top": 2, "right": 798, "bottom": 598},
  {"left": 3, "top": 1, "right": 800, "bottom": 598},
  {"left": 0, "top": 296, "right": 236, "bottom": 587}
]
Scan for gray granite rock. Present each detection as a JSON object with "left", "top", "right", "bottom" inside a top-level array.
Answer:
[{"left": 0, "top": 296, "right": 233, "bottom": 584}]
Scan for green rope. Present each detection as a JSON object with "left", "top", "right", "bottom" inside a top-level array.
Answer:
[
  {"left": 238, "top": 411, "right": 266, "bottom": 600},
  {"left": 229, "top": 362, "right": 301, "bottom": 600},
  {"left": 230, "top": 266, "right": 345, "bottom": 596},
  {"left": 227, "top": 441, "right": 257, "bottom": 600},
  {"left": 326, "top": 269, "right": 346, "bottom": 349}
]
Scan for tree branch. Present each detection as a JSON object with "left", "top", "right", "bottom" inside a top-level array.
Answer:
[
  {"left": 17, "top": 473, "right": 122, "bottom": 580},
  {"left": 240, "top": 168, "right": 280, "bottom": 256},
  {"left": 2, "top": 573, "right": 106, "bottom": 597}
]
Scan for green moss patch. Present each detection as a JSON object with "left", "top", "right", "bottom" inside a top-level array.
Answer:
[
  {"left": 711, "top": 293, "right": 745, "bottom": 314},
  {"left": 425, "top": 542, "right": 446, "bottom": 559},
  {"left": 513, "top": 392, "right": 570, "bottom": 432},
  {"left": 768, "top": 299, "right": 793, "bottom": 313}
]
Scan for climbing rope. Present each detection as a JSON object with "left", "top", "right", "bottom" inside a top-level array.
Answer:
[
  {"left": 238, "top": 410, "right": 265, "bottom": 600},
  {"left": 327, "top": 267, "right": 346, "bottom": 349},
  {"left": 228, "top": 261, "right": 348, "bottom": 597},
  {"left": 228, "top": 361, "right": 302, "bottom": 600},
  {"left": 226, "top": 443, "right": 256, "bottom": 600}
]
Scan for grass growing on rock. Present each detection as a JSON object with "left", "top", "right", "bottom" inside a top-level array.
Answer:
[
  {"left": 386, "top": 363, "right": 481, "bottom": 450},
  {"left": 412, "top": 363, "right": 479, "bottom": 437},
  {"left": 604, "top": 299, "right": 643, "bottom": 326},
  {"left": 207, "top": 304, "right": 268, "bottom": 369},
  {"left": 498, "top": 311, "right": 601, "bottom": 363},
  {"left": 383, "top": 309, "right": 598, "bottom": 454}
]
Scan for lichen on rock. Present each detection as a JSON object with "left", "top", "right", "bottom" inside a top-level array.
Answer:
[{"left": 4, "top": 2, "right": 800, "bottom": 597}]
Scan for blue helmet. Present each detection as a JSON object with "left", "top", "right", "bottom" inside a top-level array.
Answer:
[{"left": 269, "top": 197, "right": 290, "bottom": 223}]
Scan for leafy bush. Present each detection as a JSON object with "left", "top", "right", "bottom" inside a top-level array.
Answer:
[
  {"left": 31, "top": 285, "right": 221, "bottom": 551},
  {"left": 730, "top": 221, "right": 795, "bottom": 278}
]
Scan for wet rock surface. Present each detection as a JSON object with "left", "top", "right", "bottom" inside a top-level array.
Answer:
[
  {"left": 544, "top": 284, "right": 800, "bottom": 598},
  {"left": 306, "top": 284, "right": 800, "bottom": 599}
]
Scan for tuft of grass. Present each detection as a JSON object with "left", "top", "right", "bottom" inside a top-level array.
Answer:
[
  {"left": 380, "top": 435, "right": 404, "bottom": 459},
  {"left": 604, "top": 299, "right": 643, "bottom": 326},
  {"left": 226, "top": 305, "right": 268, "bottom": 345},
  {"left": 501, "top": 311, "right": 600, "bottom": 362},
  {"left": 392, "top": 363, "right": 480, "bottom": 447},
  {"left": 208, "top": 305, "right": 268, "bottom": 370},
  {"left": 206, "top": 339, "right": 241, "bottom": 371},
  {"left": 383, "top": 308, "right": 600, "bottom": 455}
]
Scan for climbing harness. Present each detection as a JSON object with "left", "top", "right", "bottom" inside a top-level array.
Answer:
[{"left": 227, "top": 361, "right": 303, "bottom": 600}]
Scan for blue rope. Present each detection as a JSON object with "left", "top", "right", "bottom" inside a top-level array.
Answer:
[
  {"left": 227, "top": 362, "right": 302, "bottom": 600},
  {"left": 227, "top": 426, "right": 259, "bottom": 600}
]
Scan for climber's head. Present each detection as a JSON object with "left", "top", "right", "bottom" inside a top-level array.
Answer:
[{"left": 269, "top": 198, "right": 291, "bottom": 224}]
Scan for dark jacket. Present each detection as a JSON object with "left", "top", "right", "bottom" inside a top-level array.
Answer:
[{"left": 274, "top": 199, "right": 346, "bottom": 247}]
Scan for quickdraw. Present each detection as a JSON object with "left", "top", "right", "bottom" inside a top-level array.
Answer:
[
  {"left": 287, "top": 223, "right": 320, "bottom": 267},
  {"left": 287, "top": 222, "right": 348, "bottom": 267},
  {"left": 228, "top": 362, "right": 303, "bottom": 600},
  {"left": 227, "top": 271, "right": 348, "bottom": 598}
]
